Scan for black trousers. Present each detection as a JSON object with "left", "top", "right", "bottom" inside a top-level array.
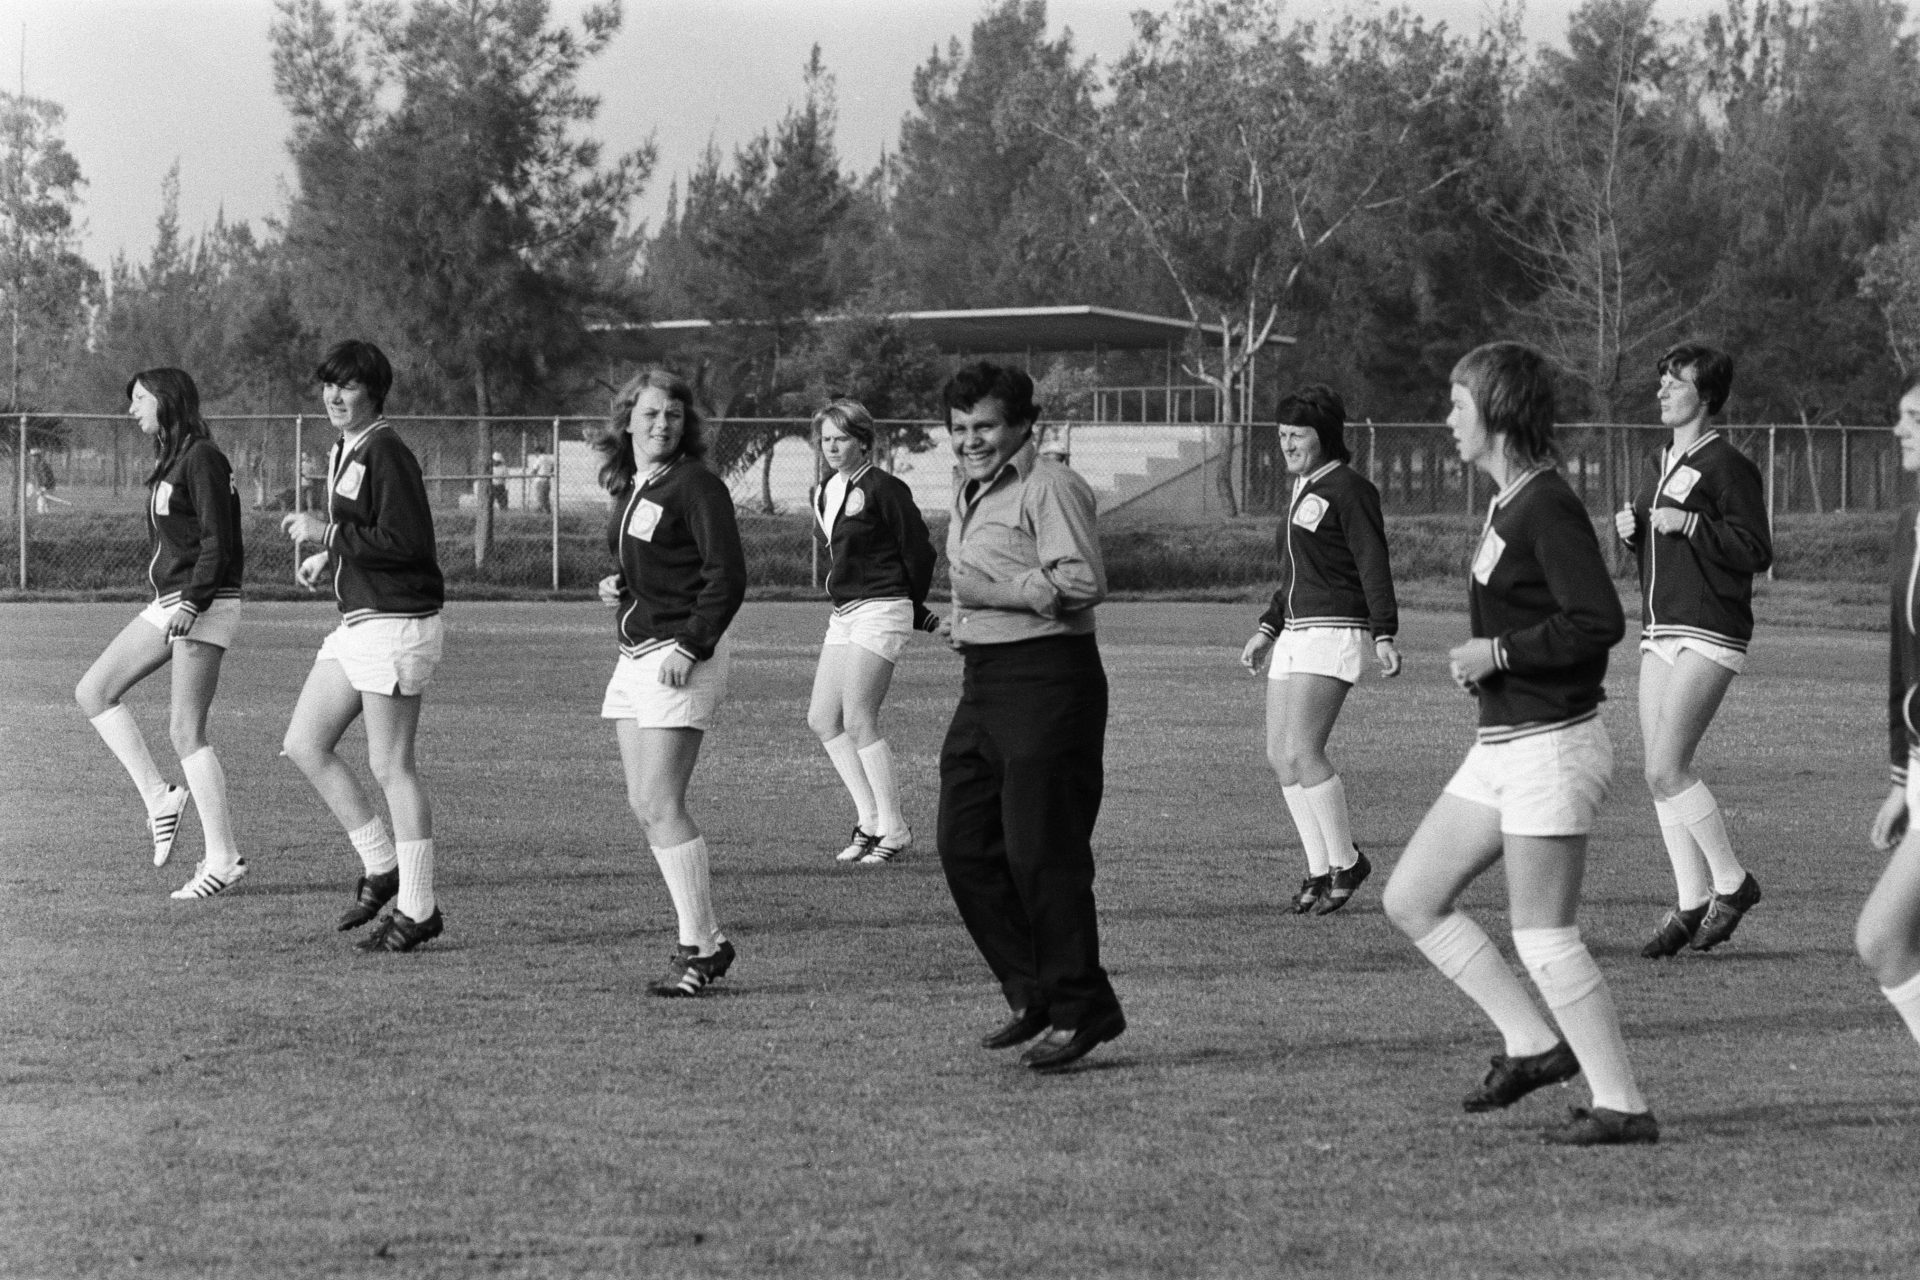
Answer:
[{"left": 937, "top": 633, "right": 1119, "bottom": 1029}]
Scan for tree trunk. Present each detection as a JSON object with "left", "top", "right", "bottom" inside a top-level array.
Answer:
[
  {"left": 1211, "top": 327, "right": 1240, "bottom": 517},
  {"left": 473, "top": 370, "right": 494, "bottom": 571},
  {"left": 760, "top": 445, "right": 776, "bottom": 514}
]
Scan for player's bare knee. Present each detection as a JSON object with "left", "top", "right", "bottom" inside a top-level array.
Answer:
[
  {"left": 806, "top": 707, "right": 842, "bottom": 741},
  {"left": 1855, "top": 916, "right": 1906, "bottom": 984},
  {"left": 74, "top": 677, "right": 107, "bottom": 719},
  {"left": 1643, "top": 758, "right": 1690, "bottom": 797},
  {"left": 842, "top": 709, "right": 881, "bottom": 743},
  {"left": 1380, "top": 878, "right": 1426, "bottom": 935},
  {"left": 167, "top": 718, "right": 206, "bottom": 759},
  {"left": 281, "top": 734, "right": 324, "bottom": 775}
]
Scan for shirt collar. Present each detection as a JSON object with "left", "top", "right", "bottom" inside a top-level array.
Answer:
[
  {"left": 1490, "top": 464, "right": 1550, "bottom": 510},
  {"left": 961, "top": 440, "right": 1038, "bottom": 505}
]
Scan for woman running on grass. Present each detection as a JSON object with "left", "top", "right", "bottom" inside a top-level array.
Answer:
[
  {"left": 596, "top": 368, "right": 747, "bottom": 997},
  {"left": 1239, "top": 385, "right": 1399, "bottom": 915},
  {"left": 280, "top": 340, "right": 448, "bottom": 953},
  {"left": 76, "top": 367, "right": 247, "bottom": 900},
  {"left": 1615, "top": 343, "right": 1772, "bottom": 958},
  {"left": 805, "top": 399, "right": 940, "bottom": 866},
  {"left": 1860, "top": 371, "right": 1920, "bottom": 1052},
  {"left": 1382, "top": 342, "right": 1658, "bottom": 1146}
]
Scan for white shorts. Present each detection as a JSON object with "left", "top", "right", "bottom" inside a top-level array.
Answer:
[
  {"left": 1907, "top": 752, "right": 1920, "bottom": 814},
  {"left": 140, "top": 597, "right": 242, "bottom": 650},
  {"left": 1268, "top": 626, "right": 1370, "bottom": 685},
  {"left": 1641, "top": 634, "right": 1746, "bottom": 675},
  {"left": 317, "top": 615, "right": 444, "bottom": 697},
  {"left": 601, "top": 636, "right": 732, "bottom": 730},
  {"left": 1444, "top": 717, "right": 1614, "bottom": 837},
  {"left": 823, "top": 599, "right": 914, "bottom": 664}
]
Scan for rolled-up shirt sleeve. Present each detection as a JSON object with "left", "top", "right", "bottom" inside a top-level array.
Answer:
[{"left": 1016, "top": 467, "right": 1106, "bottom": 619}]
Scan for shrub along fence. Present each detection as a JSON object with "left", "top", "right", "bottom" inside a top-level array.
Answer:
[{"left": 3, "top": 412, "right": 1909, "bottom": 594}]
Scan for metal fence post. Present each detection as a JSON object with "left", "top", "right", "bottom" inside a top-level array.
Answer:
[
  {"left": 1766, "top": 425, "right": 1777, "bottom": 581},
  {"left": 17, "top": 413, "right": 26, "bottom": 590},
  {"left": 1839, "top": 427, "right": 1849, "bottom": 512},
  {"left": 549, "top": 417, "right": 561, "bottom": 592}
]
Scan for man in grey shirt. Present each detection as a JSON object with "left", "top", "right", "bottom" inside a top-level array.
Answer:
[{"left": 936, "top": 361, "right": 1126, "bottom": 1073}]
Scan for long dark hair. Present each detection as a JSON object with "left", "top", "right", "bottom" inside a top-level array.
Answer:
[
  {"left": 597, "top": 367, "right": 707, "bottom": 492},
  {"left": 128, "top": 367, "right": 212, "bottom": 486}
]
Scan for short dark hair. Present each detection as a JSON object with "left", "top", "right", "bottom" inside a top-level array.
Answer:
[
  {"left": 127, "top": 366, "right": 212, "bottom": 487},
  {"left": 314, "top": 340, "right": 394, "bottom": 413},
  {"left": 1906, "top": 368, "right": 1920, "bottom": 398},
  {"left": 1451, "top": 342, "right": 1558, "bottom": 467},
  {"left": 597, "top": 367, "right": 707, "bottom": 492},
  {"left": 1658, "top": 342, "right": 1734, "bottom": 416},
  {"left": 813, "top": 398, "right": 876, "bottom": 451},
  {"left": 942, "top": 362, "right": 1040, "bottom": 428},
  {"left": 1276, "top": 383, "right": 1349, "bottom": 463}
]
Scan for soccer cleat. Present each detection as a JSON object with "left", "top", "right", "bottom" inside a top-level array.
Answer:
[
  {"left": 1689, "top": 873, "right": 1761, "bottom": 952},
  {"left": 1540, "top": 1106, "right": 1660, "bottom": 1146},
  {"left": 337, "top": 868, "right": 400, "bottom": 931},
  {"left": 1314, "top": 849, "right": 1372, "bottom": 915},
  {"left": 169, "top": 859, "right": 247, "bottom": 900},
  {"left": 1292, "top": 874, "right": 1330, "bottom": 914},
  {"left": 648, "top": 940, "right": 737, "bottom": 997},
  {"left": 355, "top": 907, "right": 444, "bottom": 952},
  {"left": 149, "top": 785, "right": 193, "bottom": 867},
  {"left": 860, "top": 829, "right": 911, "bottom": 865},
  {"left": 836, "top": 827, "right": 879, "bottom": 863},
  {"left": 1463, "top": 1040, "right": 1581, "bottom": 1112},
  {"left": 1640, "top": 903, "right": 1708, "bottom": 959}
]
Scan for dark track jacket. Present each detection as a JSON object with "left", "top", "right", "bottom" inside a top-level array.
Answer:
[
  {"left": 1890, "top": 507, "right": 1920, "bottom": 786},
  {"left": 813, "top": 462, "right": 940, "bottom": 632},
  {"left": 607, "top": 458, "right": 746, "bottom": 662},
  {"left": 1470, "top": 468, "right": 1625, "bottom": 743},
  {"left": 1256, "top": 460, "right": 1398, "bottom": 641},
  {"left": 147, "top": 437, "right": 244, "bottom": 615},
  {"left": 1618, "top": 430, "right": 1772, "bottom": 651},
  {"left": 319, "top": 421, "right": 444, "bottom": 623}
]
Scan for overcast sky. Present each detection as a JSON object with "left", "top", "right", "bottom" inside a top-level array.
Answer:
[{"left": 4, "top": 0, "right": 1647, "bottom": 273}]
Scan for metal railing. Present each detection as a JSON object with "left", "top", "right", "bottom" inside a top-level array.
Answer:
[{"left": 6, "top": 413, "right": 1906, "bottom": 592}]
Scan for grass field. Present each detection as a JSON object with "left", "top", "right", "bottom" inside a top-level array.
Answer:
[{"left": 3, "top": 600, "right": 1918, "bottom": 1279}]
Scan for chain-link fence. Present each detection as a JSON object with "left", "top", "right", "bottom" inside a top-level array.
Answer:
[{"left": 3, "top": 412, "right": 1907, "bottom": 592}]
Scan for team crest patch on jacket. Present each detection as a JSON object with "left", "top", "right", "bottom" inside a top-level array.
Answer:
[
  {"left": 843, "top": 487, "right": 866, "bottom": 517},
  {"left": 1292, "top": 493, "right": 1329, "bottom": 531},
  {"left": 1472, "top": 528, "right": 1506, "bottom": 585},
  {"left": 335, "top": 461, "right": 366, "bottom": 500},
  {"left": 1662, "top": 465, "right": 1701, "bottom": 503},
  {"left": 627, "top": 498, "right": 664, "bottom": 541}
]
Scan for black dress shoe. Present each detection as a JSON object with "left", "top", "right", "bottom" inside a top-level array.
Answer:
[
  {"left": 1020, "top": 1008, "right": 1127, "bottom": 1072},
  {"left": 980, "top": 1007, "right": 1051, "bottom": 1050}
]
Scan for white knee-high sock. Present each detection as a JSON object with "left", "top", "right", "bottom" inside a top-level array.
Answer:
[
  {"left": 90, "top": 704, "right": 169, "bottom": 810},
  {"left": 348, "top": 816, "right": 398, "bottom": 876},
  {"left": 858, "top": 739, "right": 906, "bottom": 837},
  {"left": 1303, "top": 774, "right": 1357, "bottom": 871},
  {"left": 1414, "top": 913, "right": 1560, "bottom": 1057},
  {"left": 1281, "top": 784, "right": 1331, "bottom": 876},
  {"left": 1652, "top": 795, "right": 1712, "bottom": 909},
  {"left": 652, "top": 835, "right": 723, "bottom": 952},
  {"left": 823, "top": 734, "right": 879, "bottom": 831},
  {"left": 1514, "top": 926, "right": 1648, "bottom": 1114},
  {"left": 1667, "top": 780, "right": 1746, "bottom": 895},
  {"left": 1882, "top": 969, "right": 1920, "bottom": 1049},
  {"left": 179, "top": 747, "right": 240, "bottom": 872},
  {"left": 396, "top": 838, "right": 435, "bottom": 919}
]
